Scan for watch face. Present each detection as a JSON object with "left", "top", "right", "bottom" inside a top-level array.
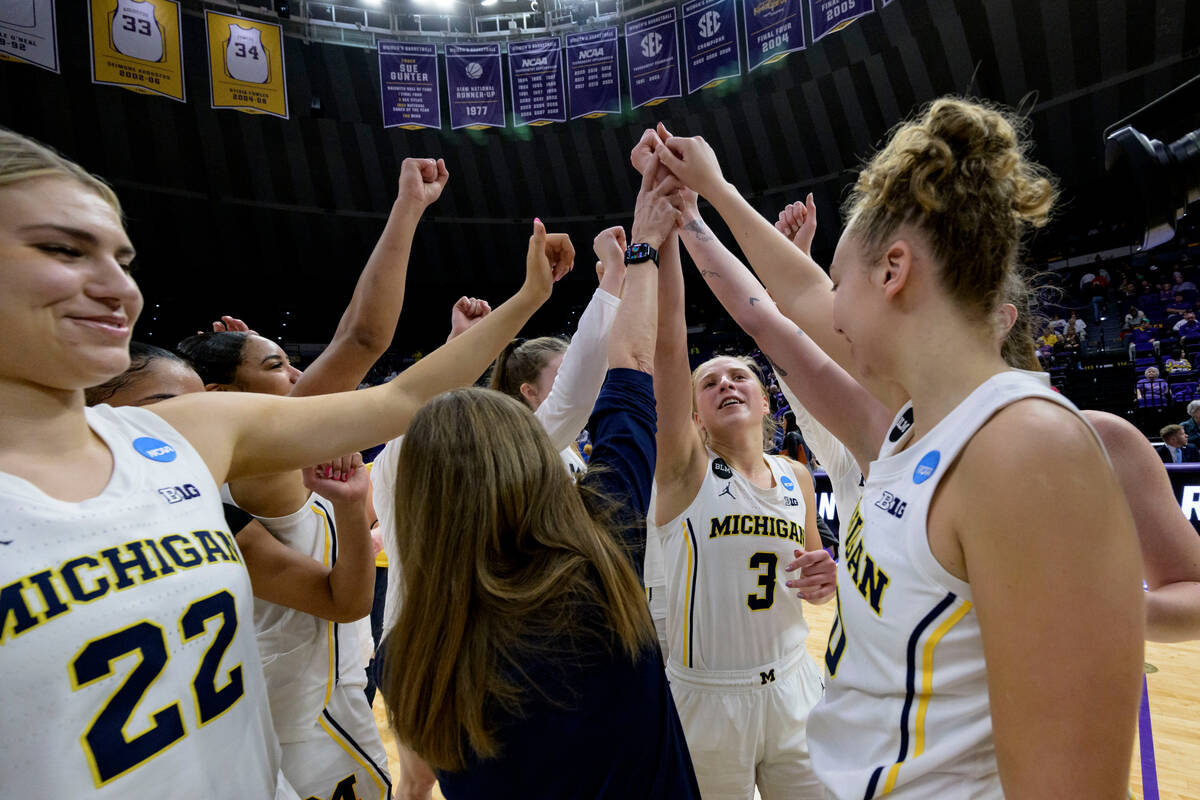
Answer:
[{"left": 626, "top": 243, "right": 651, "bottom": 260}]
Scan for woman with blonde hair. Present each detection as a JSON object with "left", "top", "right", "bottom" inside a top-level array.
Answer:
[
  {"left": 654, "top": 98, "right": 1144, "bottom": 798},
  {"left": 0, "top": 127, "right": 566, "bottom": 798}
]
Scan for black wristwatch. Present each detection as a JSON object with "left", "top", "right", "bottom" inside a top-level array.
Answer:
[{"left": 624, "top": 242, "right": 659, "bottom": 266}]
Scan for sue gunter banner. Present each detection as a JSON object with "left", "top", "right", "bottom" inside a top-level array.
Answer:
[
  {"left": 509, "top": 37, "right": 565, "bottom": 126},
  {"left": 743, "top": 0, "right": 805, "bottom": 71},
  {"left": 88, "top": 0, "right": 185, "bottom": 102},
  {"left": 205, "top": 10, "right": 288, "bottom": 119},
  {"left": 446, "top": 42, "right": 505, "bottom": 130},
  {"left": 0, "top": 0, "right": 58, "bottom": 72},
  {"left": 379, "top": 41, "right": 440, "bottom": 130},
  {"left": 625, "top": 8, "right": 681, "bottom": 109},
  {"left": 809, "top": 0, "right": 873, "bottom": 43},
  {"left": 682, "top": 0, "right": 740, "bottom": 92},
  {"left": 565, "top": 27, "right": 620, "bottom": 119}
]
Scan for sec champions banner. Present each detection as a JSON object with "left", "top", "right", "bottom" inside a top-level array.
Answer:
[
  {"left": 0, "top": 0, "right": 58, "bottom": 72},
  {"left": 682, "top": 0, "right": 740, "bottom": 92},
  {"left": 509, "top": 37, "right": 565, "bottom": 126},
  {"left": 88, "top": 0, "right": 185, "bottom": 102},
  {"left": 446, "top": 42, "right": 504, "bottom": 130},
  {"left": 205, "top": 10, "right": 288, "bottom": 119},
  {"left": 625, "top": 8, "right": 681, "bottom": 109},
  {"left": 379, "top": 41, "right": 440, "bottom": 130},
  {"left": 809, "top": 0, "right": 873, "bottom": 43},
  {"left": 743, "top": 0, "right": 804, "bottom": 71},
  {"left": 566, "top": 27, "right": 619, "bottom": 119}
]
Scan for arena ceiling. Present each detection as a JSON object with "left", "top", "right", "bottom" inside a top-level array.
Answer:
[{"left": 1, "top": 0, "right": 1197, "bottom": 353}]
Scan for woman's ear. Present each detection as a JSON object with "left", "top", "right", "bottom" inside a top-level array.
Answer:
[
  {"left": 519, "top": 382, "right": 539, "bottom": 408},
  {"left": 879, "top": 239, "right": 912, "bottom": 300}
]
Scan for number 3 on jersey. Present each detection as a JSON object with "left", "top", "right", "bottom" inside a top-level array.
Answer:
[
  {"left": 69, "top": 590, "right": 244, "bottom": 786},
  {"left": 746, "top": 552, "right": 778, "bottom": 611}
]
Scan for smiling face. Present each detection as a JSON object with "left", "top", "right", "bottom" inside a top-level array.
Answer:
[
  {"left": 691, "top": 356, "right": 769, "bottom": 442},
  {"left": 0, "top": 178, "right": 142, "bottom": 392},
  {"left": 829, "top": 227, "right": 892, "bottom": 380},
  {"left": 230, "top": 334, "right": 301, "bottom": 396}
]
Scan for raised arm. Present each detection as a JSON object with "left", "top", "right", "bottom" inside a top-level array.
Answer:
[
  {"left": 290, "top": 158, "right": 449, "bottom": 398},
  {"left": 153, "top": 222, "right": 571, "bottom": 484}
]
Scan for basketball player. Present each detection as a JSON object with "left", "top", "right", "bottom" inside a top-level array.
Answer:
[
  {"left": 654, "top": 98, "right": 1144, "bottom": 797},
  {"left": 0, "top": 127, "right": 567, "bottom": 797},
  {"left": 641, "top": 167, "right": 834, "bottom": 797}
]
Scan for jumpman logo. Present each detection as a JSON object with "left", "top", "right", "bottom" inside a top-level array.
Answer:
[{"left": 718, "top": 484, "right": 736, "bottom": 500}]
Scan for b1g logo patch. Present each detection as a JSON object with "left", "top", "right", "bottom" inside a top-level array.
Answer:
[
  {"left": 158, "top": 484, "right": 201, "bottom": 504},
  {"left": 133, "top": 436, "right": 177, "bottom": 463},
  {"left": 913, "top": 450, "right": 940, "bottom": 484},
  {"left": 712, "top": 458, "right": 733, "bottom": 480}
]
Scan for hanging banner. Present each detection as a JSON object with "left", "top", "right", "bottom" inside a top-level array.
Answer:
[
  {"left": 0, "top": 0, "right": 58, "bottom": 72},
  {"left": 808, "top": 0, "right": 874, "bottom": 43},
  {"left": 446, "top": 42, "right": 504, "bottom": 130},
  {"left": 565, "top": 27, "right": 619, "bottom": 119},
  {"left": 625, "top": 8, "right": 681, "bottom": 109},
  {"left": 743, "top": 0, "right": 805, "bottom": 71},
  {"left": 379, "top": 41, "right": 440, "bottom": 130},
  {"left": 682, "top": 0, "right": 740, "bottom": 92},
  {"left": 205, "top": 10, "right": 288, "bottom": 118},
  {"left": 88, "top": 0, "right": 185, "bottom": 102},
  {"left": 509, "top": 37, "right": 565, "bottom": 127}
]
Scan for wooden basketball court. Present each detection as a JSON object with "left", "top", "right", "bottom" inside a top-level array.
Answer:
[{"left": 372, "top": 599, "right": 1200, "bottom": 798}]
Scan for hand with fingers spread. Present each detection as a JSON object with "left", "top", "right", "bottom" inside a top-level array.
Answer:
[
  {"left": 593, "top": 226, "right": 628, "bottom": 287},
  {"left": 526, "top": 219, "right": 574, "bottom": 300},
  {"left": 784, "top": 547, "right": 836, "bottom": 603},
  {"left": 448, "top": 296, "right": 492, "bottom": 341},
  {"left": 775, "top": 194, "right": 818, "bottom": 256},
  {"left": 398, "top": 157, "right": 450, "bottom": 210},
  {"left": 654, "top": 127, "right": 729, "bottom": 200},
  {"left": 302, "top": 452, "right": 369, "bottom": 503},
  {"left": 204, "top": 315, "right": 256, "bottom": 335}
]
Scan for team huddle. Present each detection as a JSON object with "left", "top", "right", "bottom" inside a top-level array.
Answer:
[{"left": 0, "top": 95, "right": 1170, "bottom": 800}]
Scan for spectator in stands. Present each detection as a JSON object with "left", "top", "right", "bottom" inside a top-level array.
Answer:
[
  {"left": 1129, "top": 323, "right": 1161, "bottom": 359},
  {"left": 1166, "top": 293, "right": 1191, "bottom": 317},
  {"left": 1158, "top": 424, "right": 1200, "bottom": 463},
  {"left": 1125, "top": 307, "right": 1149, "bottom": 330},
  {"left": 1164, "top": 351, "right": 1193, "bottom": 374},
  {"left": 1173, "top": 271, "right": 1197, "bottom": 294},
  {"left": 1137, "top": 367, "right": 1172, "bottom": 409},
  {"left": 1159, "top": 283, "right": 1175, "bottom": 303},
  {"left": 1048, "top": 312, "right": 1067, "bottom": 336},
  {"left": 1067, "top": 312, "right": 1087, "bottom": 342},
  {"left": 1061, "top": 327, "right": 1082, "bottom": 353},
  {"left": 1182, "top": 400, "right": 1200, "bottom": 442},
  {"left": 1174, "top": 311, "right": 1200, "bottom": 338},
  {"left": 1036, "top": 323, "right": 1060, "bottom": 354}
]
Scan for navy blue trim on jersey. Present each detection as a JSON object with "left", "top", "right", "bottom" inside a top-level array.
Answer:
[
  {"left": 862, "top": 591, "right": 957, "bottom": 799},
  {"left": 315, "top": 497, "right": 342, "bottom": 686},
  {"left": 322, "top": 708, "right": 394, "bottom": 795},
  {"left": 685, "top": 518, "right": 700, "bottom": 669}
]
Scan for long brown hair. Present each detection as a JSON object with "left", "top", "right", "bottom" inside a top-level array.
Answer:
[
  {"left": 487, "top": 336, "right": 568, "bottom": 406},
  {"left": 382, "top": 387, "right": 654, "bottom": 771}
]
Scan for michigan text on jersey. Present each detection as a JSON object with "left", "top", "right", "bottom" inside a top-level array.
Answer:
[
  {"left": 0, "top": 529, "right": 242, "bottom": 643},
  {"left": 709, "top": 514, "right": 804, "bottom": 544},
  {"left": 842, "top": 504, "right": 890, "bottom": 615}
]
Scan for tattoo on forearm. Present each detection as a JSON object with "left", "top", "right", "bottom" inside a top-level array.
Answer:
[
  {"left": 749, "top": 297, "right": 760, "bottom": 306},
  {"left": 699, "top": 269, "right": 721, "bottom": 279},
  {"left": 682, "top": 219, "right": 713, "bottom": 241},
  {"left": 765, "top": 354, "right": 789, "bottom": 377}
]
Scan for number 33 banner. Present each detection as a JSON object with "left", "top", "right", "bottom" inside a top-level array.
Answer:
[
  {"left": 205, "top": 9, "right": 288, "bottom": 119},
  {"left": 88, "top": 0, "right": 185, "bottom": 102}
]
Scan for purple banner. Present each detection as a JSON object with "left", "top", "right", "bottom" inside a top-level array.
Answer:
[
  {"left": 508, "top": 37, "right": 565, "bottom": 126},
  {"left": 808, "top": 0, "right": 874, "bottom": 42},
  {"left": 446, "top": 42, "right": 504, "bottom": 130},
  {"left": 566, "top": 27, "right": 620, "bottom": 119},
  {"left": 683, "top": 0, "right": 740, "bottom": 92},
  {"left": 743, "top": 0, "right": 805, "bottom": 71},
  {"left": 625, "top": 8, "right": 681, "bottom": 109},
  {"left": 378, "top": 41, "right": 440, "bottom": 130}
]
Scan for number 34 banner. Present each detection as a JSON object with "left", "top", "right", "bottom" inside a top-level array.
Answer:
[
  {"left": 88, "top": 0, "right": 185, "bottom": 102},
  {"left": 205, "top": 9, "right": 288, "bottom": 119}
]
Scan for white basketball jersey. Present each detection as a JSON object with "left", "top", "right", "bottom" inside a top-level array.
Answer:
[
  {"left": 808, "top": 371, "right": 1095, "bottom": 799},
  {"left": 0, "top": 405, "right": 282, "bottom": 797},
  {"left": 225, "top": 24, "right": 268, "bottom": 84},
  {"left": 658, "top": 450, "right": 811, "bottom": 672},
  {"left": 111, "top": 0, "right": 163, "bottom": 63},
  {"left": 242, "top": 492, "right": 365, "bottom": 744},
  {"left": 0, "top": 0, "right": 36, "bottom": 27}
]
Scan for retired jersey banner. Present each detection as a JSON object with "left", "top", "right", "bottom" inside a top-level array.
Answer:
[
  {"left": 205, "top": 10, "right": 288, "bottom": 118},
  {"left": 809, "top": 0, "right": 873, "bottom": 43},
  {"left": 565, "top": 27, "right": 619, "bottom": 119},
  {"left": 625, "top": 8, "right": 681, "bottom": 109},
  {"left": 0, "top": 0, "right": 58, "bottom": 72},
  {"left": 379, "top": 41, "right": 440, "bottom": 130},
  {"left": 88, "top": 0, "right": 185, "bottom": 102},
  {"left": 743, "top": 0, "right": 804, "bottom": 71},
  {"left": 682, "top": 0, "right": 740, "bottom": 92},
  {"left": 446, "top": 42, "right": 504, "bottom": 130},
  {"left": 509, "top": 37, "right": 565, "bottom": 126}
]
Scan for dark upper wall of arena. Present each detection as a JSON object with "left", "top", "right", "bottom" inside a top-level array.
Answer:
[{"left": 1, "top": 0, "right": 1196, "bottom": 354}]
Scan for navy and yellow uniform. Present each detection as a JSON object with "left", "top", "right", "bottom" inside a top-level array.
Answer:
[{"left": 0, "top": 405, "right": 292, "bottom": 797}]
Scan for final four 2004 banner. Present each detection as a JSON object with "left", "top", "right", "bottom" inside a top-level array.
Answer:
[
  {"left": 89, "top": 0, "right": 185, "bottom": 102},
  {"left": 205, "top": 9, "right": 288, "bottom": 119}
]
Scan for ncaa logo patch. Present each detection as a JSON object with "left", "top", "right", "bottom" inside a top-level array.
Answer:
[
  {"left": 712, "top": 458, "right": 733, "bottom": 480},
  {"left": 133, "top": 436, "right": 177, "bottom": 463},
  {"left": 913, "top": 450, "right": 940, "bottom": 484},
  {"left": 780, "top": 474, "right": 795, "bottom": 491}
]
